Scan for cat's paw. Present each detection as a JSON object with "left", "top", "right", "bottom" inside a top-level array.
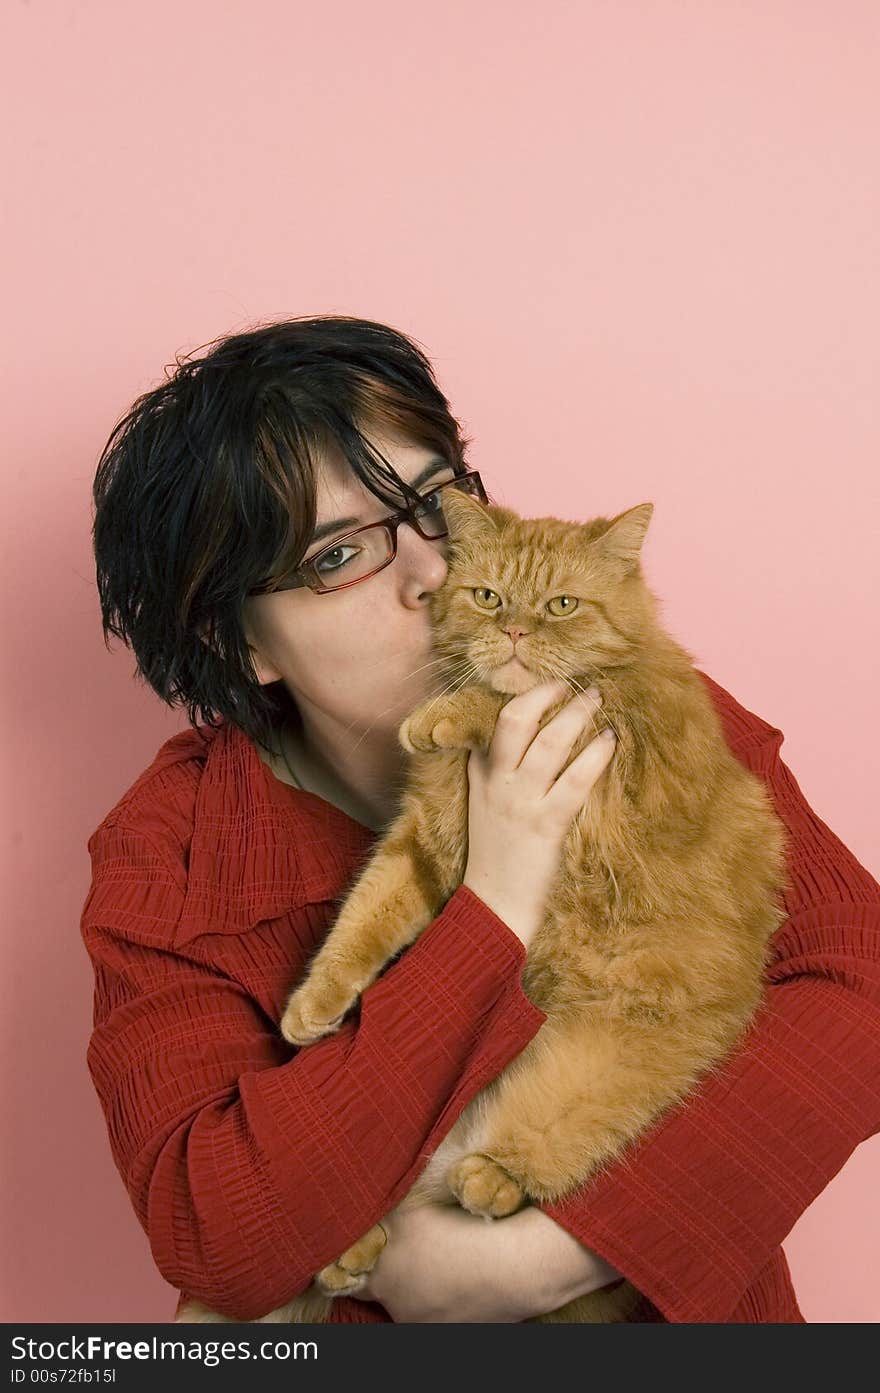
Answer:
[
  {"left": 399, "top": 705, "right": 464, "bottom": 754},
  {"left": 446, "top": 1153, "right": 526, "bottom": 1219},
  {"left": 315, "top": 1223, "right": 388, "bottom": 1296},
  {"left": 280, "top": 977, "right": 350, "bottom": 1046}
]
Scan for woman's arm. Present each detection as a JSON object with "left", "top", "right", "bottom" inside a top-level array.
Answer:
[
  {"left": 533, "top": 737, "right": 880, "bottom": 1322},
  {"left": 352, "top": 1202, "right": 622, "bottom": 1322},
  {"left": 81, "top": 825, "right": 547, "bottom": 1322}
]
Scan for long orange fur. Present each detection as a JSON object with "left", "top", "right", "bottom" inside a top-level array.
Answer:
[{"left": 179, "top": 490, "right": 787, "bottom": 1324}]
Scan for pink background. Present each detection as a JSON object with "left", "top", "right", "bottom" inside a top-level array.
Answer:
[{"left": 2, "top": 1, "right": 877, "bottom": 1323}]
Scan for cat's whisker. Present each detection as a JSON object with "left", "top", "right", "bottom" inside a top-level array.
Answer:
[
  {"left": 399, "top": 655, "right": 477, "bottom": 696},
  {"left": 406, "top": 663, "right": 485, "bottom": 739},
  {"left": 546, "top": 665, "right": 628, "bottom": 781},
  {"left": 547, "top": 671, "right": 596, "bottom": 716},
  {"left": 355, "top": 646, "right": 449, "bottom": 677},
  {"left": 403, "top": 655, "right": 454, "bottom": 679},
  {"left": 543, "top": 666, "right": 612, "bottom": 731},
  {"left": 443, "top": 664, "right": 484, "bottom": 701},
  {"left": 339, "top": 660, "right": 479, "bottom": 757},
  {"left": 575, "top": 680, "right": 621, "bottom": 740},
  {"left": 410, "top": 663, "right": 481, "bottom": 725}
]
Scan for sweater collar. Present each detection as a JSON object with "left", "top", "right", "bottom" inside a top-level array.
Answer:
[{"left": 173, "top": 720, "right": 378, "bottom": 948}]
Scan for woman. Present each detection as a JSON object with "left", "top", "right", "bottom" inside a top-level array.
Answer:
[{"left": 82, "top": 314, "right": 880, "bottom": 1323}]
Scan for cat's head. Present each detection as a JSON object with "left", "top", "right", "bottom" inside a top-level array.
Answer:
[{"left": 429, "top": 489, "right": 657, "bottom": 695}]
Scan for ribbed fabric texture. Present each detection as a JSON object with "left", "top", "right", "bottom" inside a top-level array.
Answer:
[{"left": 79, "top": 671, "right": 880, "bottom": 1324}]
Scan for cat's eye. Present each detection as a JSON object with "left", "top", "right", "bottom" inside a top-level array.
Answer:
[
  {"left": 473, "top": 588, "right": 501, "bottom": 609},
  {"left": 547, "top": 596, "right": 579, "bottom": 616}
]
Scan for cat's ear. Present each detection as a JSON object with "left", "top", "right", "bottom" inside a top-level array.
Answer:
[
  {"left": 439, "top": 484, "right": 499, "bottom": 544},
  {"left": 595, "top": 502, "right": 654, "bottom": 572}
]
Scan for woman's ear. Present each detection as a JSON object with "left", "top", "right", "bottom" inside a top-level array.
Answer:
[
  {"left": 239, "top": 611, "right": 286, "bottom": 687},
  {"left": 246, "top": 642, "right": 285, "bottom": 687},
  {"left": 197, "top": 617, "right": 284, "bottom": 687}
]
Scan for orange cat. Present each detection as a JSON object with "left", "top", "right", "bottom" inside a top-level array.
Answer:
[{"left": 178, "top": 490, "right": 788, "bottom": 1325}]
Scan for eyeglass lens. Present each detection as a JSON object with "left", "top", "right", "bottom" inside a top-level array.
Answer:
[{"left": 311, "top": 475, "right": 483, "bottom": 589}]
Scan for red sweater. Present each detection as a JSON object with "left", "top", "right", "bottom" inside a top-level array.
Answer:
[{"left": 80, "top": 672, "right": 880, "bottom": 1323}]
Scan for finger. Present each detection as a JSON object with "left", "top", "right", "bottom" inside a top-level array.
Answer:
[
  {"left": 487, "top": 677, "right": 572, "bottom": 772},
  {"left": 517, "top": 687, "right": 604, "bottom": 782},
  {"left": 544, "top": 725, "right": 617, "bottom": 803}
]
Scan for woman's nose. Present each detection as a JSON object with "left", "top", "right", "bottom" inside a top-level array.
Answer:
[{"left": 397, "top": 519, "right": 449, "bottom": 592}]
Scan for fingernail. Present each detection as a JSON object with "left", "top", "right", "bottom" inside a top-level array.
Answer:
[
  {"left": 585, "top": 685, "right": 601, "bottom": 701},
  {"left": 601, "top": 727, "right": 617, "bottom": 741}
]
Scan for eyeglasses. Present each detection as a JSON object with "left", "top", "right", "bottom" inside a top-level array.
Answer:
[{"left": 247, "top": 468, "right": 491, "bottom": 596}]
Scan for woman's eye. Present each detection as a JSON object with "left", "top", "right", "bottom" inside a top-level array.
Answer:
[{"left": 314, "top": 546, "right": 357, "bottom": 574}]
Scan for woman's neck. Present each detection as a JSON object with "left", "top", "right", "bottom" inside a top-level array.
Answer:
[{"left": 268, "top": 717, "right": 403, "bottom": 835}]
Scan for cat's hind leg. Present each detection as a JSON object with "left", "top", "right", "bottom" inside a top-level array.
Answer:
[
  {"left": 314, "top": 1223, "right": 389, "bottom": 1297},
  {"left": 446, "top": 1006, "right": 714, "bottom": 1209},
  {"left": 446, "top": 1152, "right": 527, "bottom": 1218}
]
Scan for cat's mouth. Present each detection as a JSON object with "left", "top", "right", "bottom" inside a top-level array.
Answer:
[{"left": 488, "top": 655, "right": 540, "bottom": 695}]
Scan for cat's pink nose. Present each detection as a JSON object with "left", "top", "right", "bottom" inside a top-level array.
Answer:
[{"left": 503, "top": 626, "right": 529, "bottom": 644}]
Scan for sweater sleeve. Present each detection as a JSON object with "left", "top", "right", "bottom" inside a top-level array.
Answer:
[
  {"left": 534, "top": 741, "right": 880, "bottom": 1323},
  {"left": 81, "top": 828, "right": 547, "bottom": 1322}
]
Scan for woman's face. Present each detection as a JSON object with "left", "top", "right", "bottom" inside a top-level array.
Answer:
[{"left": 242, "top": 430, "right": 458, "bottom": 751}]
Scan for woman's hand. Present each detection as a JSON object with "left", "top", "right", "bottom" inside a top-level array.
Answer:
[
  {"left": 349, "top": 1200, "right": 623, "bottom": 1322},
  {"left": 462, "top": 677, "right": 614, "bottom": 950}
]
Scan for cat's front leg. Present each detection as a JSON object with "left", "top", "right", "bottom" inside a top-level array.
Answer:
[
  {"left": 399, "top": 686, "right": 505, "bottom": 755},
  {"left": 280, "top": 829, "right": 444, "bottom": 1046}
]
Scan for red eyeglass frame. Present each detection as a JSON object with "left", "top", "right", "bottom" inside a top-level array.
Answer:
[{"left": 247, "top": 468, "right": 492, "bottom": 596}]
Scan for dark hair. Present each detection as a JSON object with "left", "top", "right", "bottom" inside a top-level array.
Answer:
[{"left": 91, "top": 314, "right": 474, "bottom": 754}]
